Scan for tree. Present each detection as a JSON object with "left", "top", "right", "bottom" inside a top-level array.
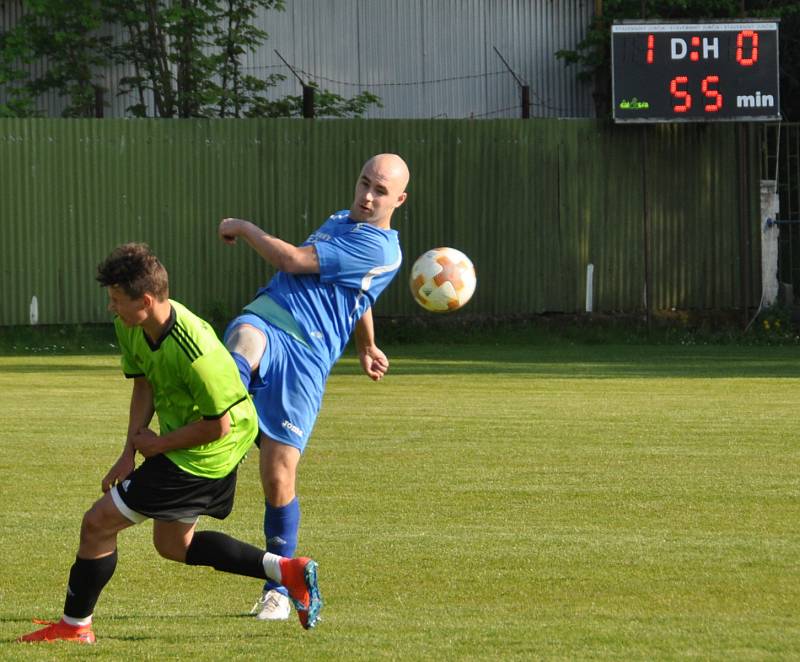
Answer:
[
  {"left": 0, "top": 0, "right": 381, "bottom": 119},
  {"left": 103, "top": 0, "right": 278, "bottom": 117},
  {"left": 1, "top": 0, "right": 109, "bottom": 117},
  {"left": 557, "top": 0, "right": 800, "bottom": 121},
  {"left": 0, "top": 21, "right": 36, "bottom": 117}
]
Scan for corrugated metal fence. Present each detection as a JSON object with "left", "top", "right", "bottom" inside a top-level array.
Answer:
[
  {"left": 1, "top": 0, "right": 594, "bottom": 120},
  {"left": 0, "top": 118, "right": 760, "bottom": 326}
]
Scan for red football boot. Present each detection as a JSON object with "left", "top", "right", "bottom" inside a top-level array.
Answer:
[
  {"left": 278, "top": 557, "right": 323, "bottom": 629},
  {"left": 18, "top": 618, "right": 96, "bottom": 644}
]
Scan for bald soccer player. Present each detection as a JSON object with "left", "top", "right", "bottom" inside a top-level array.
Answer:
[{"left": 218, "top": 154, "right": 409, "bottom": 620}]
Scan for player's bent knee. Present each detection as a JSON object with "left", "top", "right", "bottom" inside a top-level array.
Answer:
[
  {"left": 225, "top": 323, "right": 266, "bottom": 369},
  {"left": 152, "top": 535, "right": 189, "bottom": 562},
  {"left": 152, "top": 521, "right": 194, "bottom": 562},
  {"left": 79, "top": 510, "right": 98, "bottom": 543},
  {"left": 155, "top": 546, "right": 185, "bottom": 563},
  {"left": 80, "top": 504, "right": 114, "bottom": 544}
]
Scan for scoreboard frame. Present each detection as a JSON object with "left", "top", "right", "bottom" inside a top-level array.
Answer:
[{"left": 611, "top": 20, "right": 780, "bottom": 123}]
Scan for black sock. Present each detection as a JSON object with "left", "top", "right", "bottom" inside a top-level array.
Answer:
[
  {"left": 63, "top": 550, "right": 118, "bottom": 619},
  {"left": 185, "top": 531, "right": 267, "bottom": 580}
]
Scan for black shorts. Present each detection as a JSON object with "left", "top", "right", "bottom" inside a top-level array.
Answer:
[{"left": 110, "top": 453, "right": 237, "bottom": 523}]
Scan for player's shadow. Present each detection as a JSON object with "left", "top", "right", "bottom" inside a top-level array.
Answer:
[
  {"left": 334, "top": 347, "right": 800, "bottom": 379},
  {"left": 0, "top": 363, "right": 114, "bottom": 373},
  {"left": 0, "top": 612, "right": 292, "bottom": 644}
]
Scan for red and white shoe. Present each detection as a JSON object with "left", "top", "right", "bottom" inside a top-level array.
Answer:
[
  {"left": 278, "top": 557, "right": 323, "bottom": 629},
  {"left": 18, "top": 618, "right": 96, "bottom": 644}
]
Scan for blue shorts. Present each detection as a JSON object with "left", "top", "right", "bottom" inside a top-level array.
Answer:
[{"left": 224, "top": 313, "right": 326, "bottom": 453}]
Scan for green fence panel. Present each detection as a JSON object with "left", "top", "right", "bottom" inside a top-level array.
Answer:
[{"left": 0, "top": 118, "right": 760, "bottom": 326}]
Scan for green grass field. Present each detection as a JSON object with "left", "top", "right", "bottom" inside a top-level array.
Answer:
[{"left": 1, "top": 343, "right": 799, "bottom": 660}]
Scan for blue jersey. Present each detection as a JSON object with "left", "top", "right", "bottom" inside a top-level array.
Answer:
[{"left": 256, "top": 210, "right": 402, "bottom": 370}]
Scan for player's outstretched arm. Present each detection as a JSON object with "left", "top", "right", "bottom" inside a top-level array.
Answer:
[
  {"left": 355, "top": 307, "right": 389, "bottom": 382},
  {"left": 218, "top": 217, "right": 320, "bottom": 274}
]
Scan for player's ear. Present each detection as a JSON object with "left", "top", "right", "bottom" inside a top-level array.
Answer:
[
  {"left": 140, "top": 292, "right": 154, "bottom": 310},
  {"left": 395, "top": 191, "right": 408, "bottom": 208}
]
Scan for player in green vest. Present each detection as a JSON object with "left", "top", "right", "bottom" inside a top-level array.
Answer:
[{"left": 18, "top": 243, "right": 322, "bottom": 645}]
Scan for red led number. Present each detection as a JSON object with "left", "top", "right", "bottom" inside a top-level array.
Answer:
[
  {"left": 646, "top": 34, "right": 655, "bottom": 64},
  {"left": 670, "top": 76, "right": 691, "bottom": 113},
  {"left": 690, "top": 36, "right": 701, "bottom": 61},
  {"left": 736, "top": 30, "right": 758, "bottom": 66},
  {"left": 701, "top": 75, "right": 723, "bottom": 112}
]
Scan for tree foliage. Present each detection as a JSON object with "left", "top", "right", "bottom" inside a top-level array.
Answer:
[
  {"left": 557, "top": 0, "right": 800, "bottom": 120},
  {"left": 246, "top": 84, "right": 382, "bottom": 119},
  {"left": 0, "top": 0, "right": 381, "bottom": 119},
  {"left": 1, "top": 0, "right": 109, "bottom": 117}
]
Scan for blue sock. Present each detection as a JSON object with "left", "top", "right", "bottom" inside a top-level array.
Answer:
[
  {"left": 263, "top": 497, "right": 300, "bottom": 593},
  {"left": 230, "top": 351, "right": 252, "bottom": 390}
]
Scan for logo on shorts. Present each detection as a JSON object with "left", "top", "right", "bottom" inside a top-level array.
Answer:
[
  {"left": 121, "top": 479, "right": 131, "bottom": 492},
  {"left": 281, "top": 419, "right": 304, "bottom": 437}
]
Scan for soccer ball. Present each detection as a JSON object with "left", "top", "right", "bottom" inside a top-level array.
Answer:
[{"left": 409, "top": 247, "right": 476, "bottom": 313}]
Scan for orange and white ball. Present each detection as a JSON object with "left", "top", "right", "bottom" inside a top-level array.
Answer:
[{"left": 409, "top": 247, "right": 476, "bottom": 313}]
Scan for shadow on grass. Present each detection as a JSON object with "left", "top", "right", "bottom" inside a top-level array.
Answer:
[
  {"left": 335, "top": 344, "right": 800, "bottom": 379},
  {"left": 2, "top": 341, "right": 799, "bottom": 381},
  {"left": 0, "top": 612, "right": 275, "bottom": 645},
  {"left": 0, "top": 612, "right": 254, "bottom": 624},
  {"left": 0, "top": 363, "right": 116, "bottom": 374}
]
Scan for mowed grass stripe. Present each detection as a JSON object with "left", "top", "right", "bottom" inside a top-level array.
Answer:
[{"left": 0, "top": 345, "right": 798, "bottom": 660}]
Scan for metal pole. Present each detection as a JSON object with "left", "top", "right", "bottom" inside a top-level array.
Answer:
[
  {"left": 302, "top": 85, "right": 315, "bottom": 119},
  {"left": 94, "top": 86, "right": 104, "bottom": 118},
  {"left": 493, "top": 46, "right": 530, "bottom": 118},
  {"left": 738, "top": 124, "right": 753, "bottom": 326},
  {"left": 274, "top": 50, "right": 306, "bottom": 87},
  {"left": 521, "top": 85, "right": 530, "bottom": 119},
  {"left": 274, "top": 50, "right": 315, "bottom": 119},
  {"left": 642, "top": 127, "right": 651, "bottom": 330}
]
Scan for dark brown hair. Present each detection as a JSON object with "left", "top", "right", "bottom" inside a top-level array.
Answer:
[{"left": 96, "top": 243, "right": 169, "bottom": 300}]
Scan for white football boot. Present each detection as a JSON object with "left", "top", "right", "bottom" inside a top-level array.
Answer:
[{"left": 250, "top": 588, "right": 291, "bottom": 621}]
